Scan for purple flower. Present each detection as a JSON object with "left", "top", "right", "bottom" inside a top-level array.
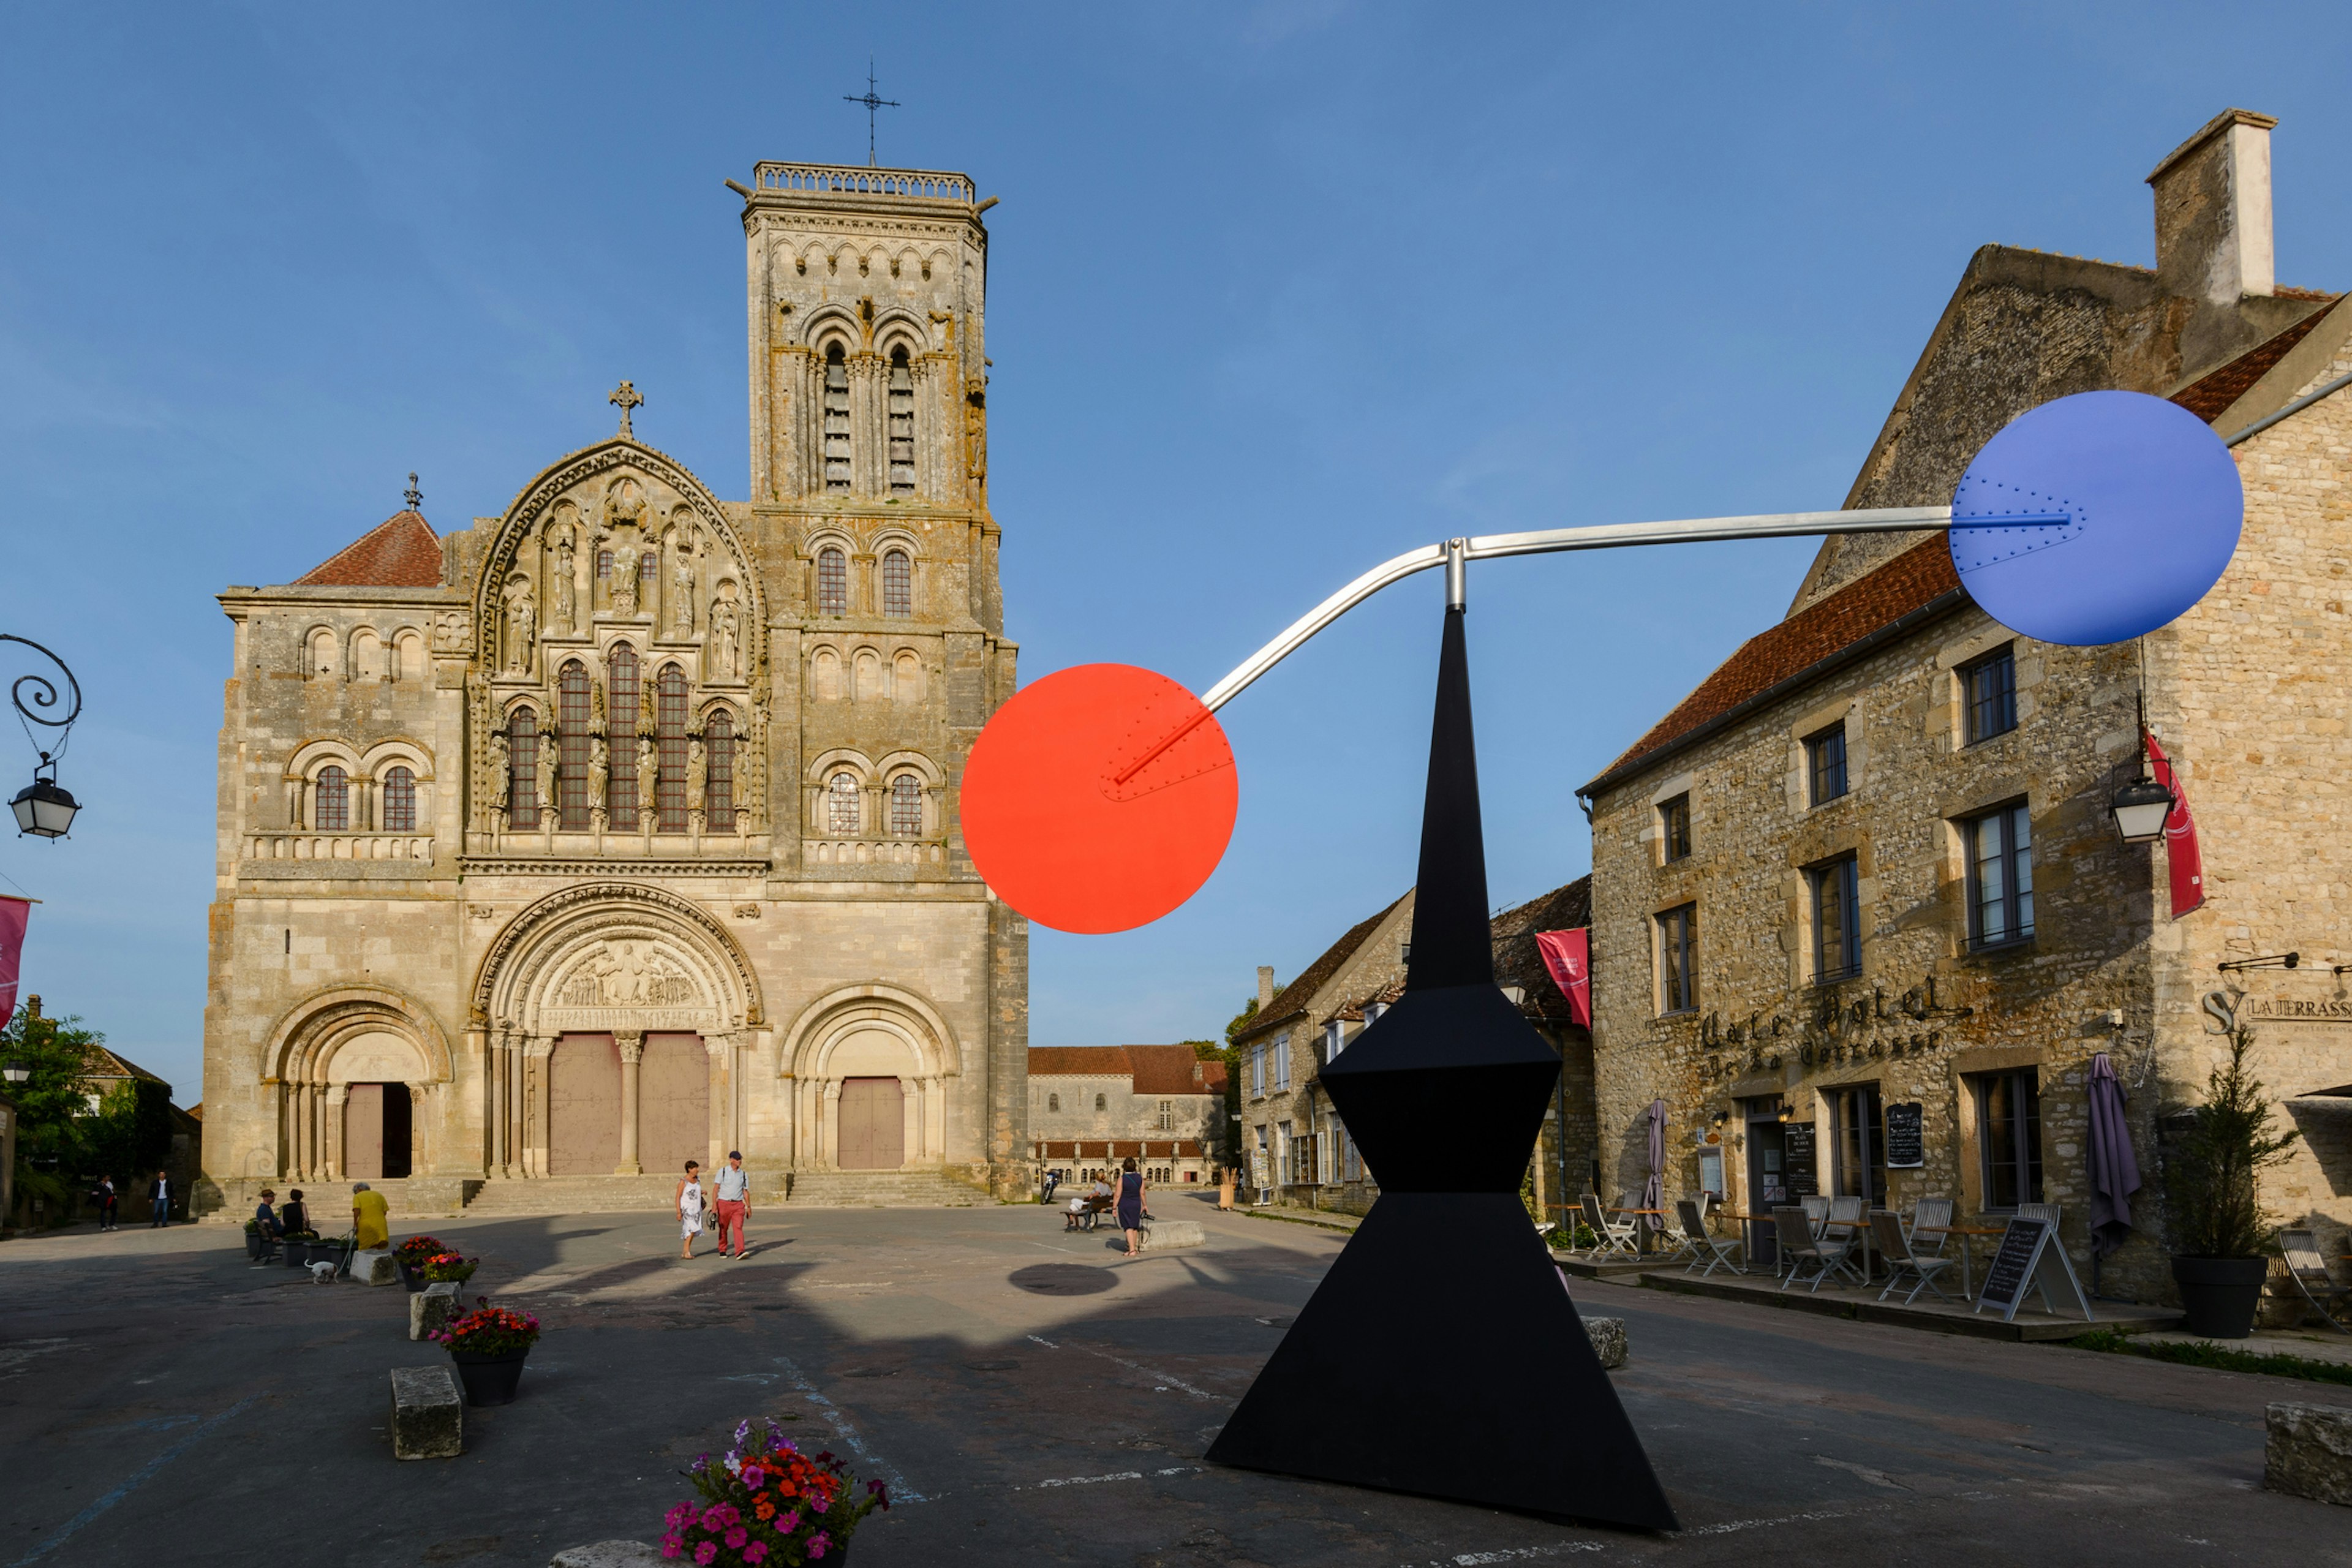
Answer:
[
  {"left": 723, "top": 1528, "right": 747, "bottom": 1550},
  {"left": 660, "top": 1536, "right": 683, "bottom": 1559},
  {"left": 743, "top": 1544, "right": 768, "bottom": 1564},
  {"left": 808, "top": 1532, "right": 832, "bottom": 1560},
  {"left": 692, "top": 1544, "right": 717, "bottom": 1567}
]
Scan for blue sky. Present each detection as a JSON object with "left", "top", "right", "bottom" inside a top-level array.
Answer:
[{"left": 2, "top": 4, "right": 2346, "bottom": 1101}]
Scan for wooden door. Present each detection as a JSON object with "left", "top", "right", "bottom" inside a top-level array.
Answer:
[
  {"left": 549, "top": 1033, "right": 622, "bottom": 1175},
  {"left": 639, "top": 1032, "right": 709, "bottom": 1176},
  {"left": 344, "top": 1083, "right": 384, "bottom": 1180},
  {"left": 838, "top": 1077, "right": 905, "bottom": 1170}
]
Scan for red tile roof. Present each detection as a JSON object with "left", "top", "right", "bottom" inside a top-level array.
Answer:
[
  {"left": 2168, "top": 303, "right": 2341, "bottom": 421},
  {"left": 1583, "top": 535, "right": 1964, "bottom": 794},
  {"left": 1237, "top": 893, "right": 1410, "bottom": 1042},
  {"left": 1027, "top": 1046, "right": 1225, "bottom": 1096},
  {"left": 294, "top": 510, "right": 443, "bottom": 587}
]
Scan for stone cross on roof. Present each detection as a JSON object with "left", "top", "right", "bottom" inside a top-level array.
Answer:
[
  {"left": 609, "top": 380, "right": 643, "bottom": 437},
  {"left": 404, "top": 472, "right": 422, "bottom": 511}
]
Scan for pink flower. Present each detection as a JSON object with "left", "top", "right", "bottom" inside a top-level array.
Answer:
[
  {"left": 743, "top": 1545, "right": 767, "bottom": 1565},
  {"left": 692, "top": 1544, "right": 717, "bottom": 1567},
  {"left": 724, "top": 1529, "right": 747, "bottom": 1550},
  {"left": 809, "top": 1532, "right": 832, "bottom": 1560},
  {"left": 660, "top": 1537, "right": 683, "bottom": 1560},
  {"left": 779, "top": 1513, "right": 799, "bottom": 1533},
  {"left": 701, "top": 1507, "right": 728, "bottom": 1532}
]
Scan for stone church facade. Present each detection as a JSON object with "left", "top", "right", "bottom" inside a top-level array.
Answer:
[{"left": 197, "top": 161, "right": 1027, "bottom": 1215}]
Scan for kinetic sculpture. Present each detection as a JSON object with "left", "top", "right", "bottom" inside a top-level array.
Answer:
[{"left": 959, "top": 390, "right": 2245, "bottom": 1528}]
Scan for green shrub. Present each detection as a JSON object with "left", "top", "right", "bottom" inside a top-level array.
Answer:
[{"left": 2165, "top": 1025, "right": 2298, "bottom": 1259}]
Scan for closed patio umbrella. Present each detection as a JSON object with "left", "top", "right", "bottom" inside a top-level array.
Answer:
[
  {"left": 2086, "top": 1052, "right": 2142, "bottom": 1259},
  {"left": 1643, "top": 1098, "right": 1666, "bottom": 1237}
]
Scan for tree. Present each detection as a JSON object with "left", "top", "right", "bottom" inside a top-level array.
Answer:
[
  {"left": 2165, "top": 1025, "right": 2300, "bottom": 1259},
  {"left": 2, "top": 1001, "right": 154, "bottom": 1216}
]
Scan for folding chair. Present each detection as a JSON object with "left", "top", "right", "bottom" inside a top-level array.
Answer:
[
  {"left": 1801, "top": 1194, "right": 1830, "bottom": 1236},
  {"left": 1870, "top": 1210, "right": 1955, "bottom": 1305},
  {"left": 1771, "top": 1207, "right": 1853, "bottom": 1292},
  {"left": 1677, "top": 1198, "right": 1743, "bottom": 1278},
  {"left": 1823, "top": 1195, "right": 1870, "bottom": 1284},
  {"left": 2278, "top": 1229, "right": 2352, "bottom": 1333},
  {"left": 2018, "top": 1202, "right": 2062, "bottom": 1228},
  {"left": 1580, "top": 1193, "right": 1638, "bottom": 1260},
  {"left": 1907, "top": 1196, "right": 1956, "bottom": 1257}
]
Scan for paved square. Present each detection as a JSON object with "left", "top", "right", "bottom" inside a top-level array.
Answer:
[{"left": 0, "top": 1197, "right": 2339, "bottom": 1566}]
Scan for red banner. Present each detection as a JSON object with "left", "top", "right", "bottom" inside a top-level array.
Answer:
[
  {"left": 1536, "top": 927, "right": 1591, "bottom": 1028},
  {"left": 2144, "top": 731, "right": 2205, "bottom": 919},
  {"left": 0, "top": 895, "right": 28, "bottom": 1034}
]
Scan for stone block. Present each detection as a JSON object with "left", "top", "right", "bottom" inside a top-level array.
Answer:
[
  {"left": 2266, "top": 1401, "right": 2352, "bottom": 1504},
  {"left": 409, "top": 1281, "right": 460, "bottom": 1341},
  {"left": 1583, "top": 1316, "right": 1627, "bottom": 1370},
  {"left": 549, "top": 1544, "right": 666, "bottom": 1568},
  {"left": 389, "top": 1365, "right": 462, "bottom": 1460},
  {"left": 356, "top": 1250, "right": 398, "bottom": 1287},
  {"left": 1145, "top": 1220, "right": 1205, "bottom": 1250}
]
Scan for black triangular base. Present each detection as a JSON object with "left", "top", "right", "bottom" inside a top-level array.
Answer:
[{"left": 1205, "top": 1193, "right": 1679, "bottom": 1531}]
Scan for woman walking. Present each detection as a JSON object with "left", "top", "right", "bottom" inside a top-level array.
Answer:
[
  {"left": 1116, "top": 1156, "right": 1148, "bottom": 1258},
  {"left": 677, "top": 1159, "right": 708, "bottom": 1260}
]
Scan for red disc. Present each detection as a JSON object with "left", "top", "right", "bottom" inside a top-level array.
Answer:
[{"left": 962, "top": 663, "right": 1238, "bottom": 934}]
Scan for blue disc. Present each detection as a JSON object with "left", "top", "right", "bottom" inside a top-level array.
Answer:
[{"left": 1948, "top": 390, "right": 2242, "bottom": 647}]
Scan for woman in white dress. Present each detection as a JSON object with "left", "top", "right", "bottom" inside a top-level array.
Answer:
[{"left": 677, "top": 1159, "right": 707, "bottom": 1259}]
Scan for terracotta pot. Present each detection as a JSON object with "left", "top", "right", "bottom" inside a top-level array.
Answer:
[
  {"left": 449, "top": 1347, "right": 529, "bottom": 1405},
  {"left": 2171, "top": 1255, "right": 2268, "bottom": 1339}
]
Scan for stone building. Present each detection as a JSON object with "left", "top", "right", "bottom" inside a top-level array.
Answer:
[
  {"left": 197, "top": 160, "right": 1027, "bottom": 1217},
  {"left": 1027, "top": 1045, "right": 1225, "bottom": 1186},
  {"left": 1577, "top": 110, "right": 2350, "bottom": 1302},
  {"left": 1237, "top": 879, "right": 1594, "bottom": 1217}
]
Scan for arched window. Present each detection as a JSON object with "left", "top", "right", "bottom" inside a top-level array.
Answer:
[
  {"left": 823, "top": 343, "right": 851, "bottom": 491},
  {"left": 889, "top": 775, "right": 922, "bottom": 837},
  {"left": 508, "top": 709, "right": 539, "bottom": 829},
  {"left": 707, "top": 709, "right": 736, "bottom": 832},
  {"left": 607, "top": 644, "right": 640, "bottom": 830},
  {"left": 382, "top": 766, "right": 417, "bottom": 833},
  {"left": 887, "top": 347, "right": 915, "bottom": 493},
  {"left": 1047, "top": 1093, "right": 1061, "bottom": 1113},
  {"left": 307, "top": 628, "right": 338, "bottom": 680},
  {"left": 827, "top": 772, "right": 860, "bottom": 835},
  {"left": 1094, "top": 1093, "right": 1107, "bottom": 1112},
  {"left": 816, "top": 547, "right": 848, "bottom": 617},
  {"left": 881, "top": 549, "right": 912, "bottom": 618},
  {"left": 558, "top": 662, "right": 592, "bottom": 831},
  {"left": 315, "top": 765, "right": 349, "bottom": 831},
  {"left": 656, "top": 664, "right": 689, "bottom": 833}
]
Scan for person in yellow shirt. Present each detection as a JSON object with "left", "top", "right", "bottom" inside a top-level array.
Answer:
[{"left": 350, "top": 1182, "right": 390, "bottom": 1250}]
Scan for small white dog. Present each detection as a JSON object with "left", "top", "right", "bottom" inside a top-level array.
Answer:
[{"left": 307, "top": 1261, "right": 338, "bottom": 1284}]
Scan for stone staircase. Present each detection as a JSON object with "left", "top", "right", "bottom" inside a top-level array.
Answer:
[
  {"left": 458, "top": 1175, "right": 685, "bottom": 1216},
  {"left": 781, "top": 1169, "right": 992, "bottom": 1208}
]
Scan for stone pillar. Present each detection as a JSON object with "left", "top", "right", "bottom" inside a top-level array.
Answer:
[
  {"left": 525, "top": 1036, "right": 556, "bottom": 1177},
  {"left": 324, "top": 1084, "right": 348, "bottom": 1181},
  {"left": 616, "top": 1031, "right": 644, "bottom": 1175},
  {"left": 287, "top": 1082, "right": 309, "bottom": 1178},
  {"left": 469, "top": 1025, "right": 495, "bottom": 1176},
  {"left": 821, "top": 1079, "right": 843, "bottom": 1169},
  {"left": 707, "top": 1033, "right": 736, "bottom": 1169}
]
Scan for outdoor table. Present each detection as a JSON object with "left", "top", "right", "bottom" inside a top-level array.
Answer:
[{"left": 1913, "top": 1224, "right": 2007, "bottom": 1299}]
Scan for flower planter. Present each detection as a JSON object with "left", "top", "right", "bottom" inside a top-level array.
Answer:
[
  {"left": 2172, "top": 1255, "right": 2269, "bottom": 1338},
  {"left": 450, "top": 1348, "right": 529, "bottom": 1406},
  {"left": 398, "top": 1260, "right": 428, "bottom": 1292},
  {"left": 244, "top": 1232, "right": 265, "bottom": 1261},
  {"left": 282, "top": 1238, "right": 314, "bottom": 1268}
]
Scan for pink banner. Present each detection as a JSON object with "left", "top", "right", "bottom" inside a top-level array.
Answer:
[
  {"left": 0, "top": 895, "right": 28, "bottom": 1034},
  {"left": 1536, "top": 927, "right": 1591, "bottom": 1029},
  {"left": 2144, "top": 731, "right": 2205, "bottom": 920}
]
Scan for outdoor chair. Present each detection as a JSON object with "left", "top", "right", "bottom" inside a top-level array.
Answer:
[
  {"left": 1823, "top": 1195, "right": 1870, "bottom": 1284},
  {"left": 1801, "top": 1194, "right": 1831, "bottom": 1237},
  {"left": 1676, "top": 1199, "right": 1743, "bottom": 1278},
  {"left": 1581, "top": 1193, "right": 1638, "bottom": 1260},
  {"left": 1771, "top": 1207, "right": 1854, "bottom": 1292},
  {"left": 1869, "top": 1209, "right": 1955, "bottom": 1305},
  {"left": 2018, "top": 1202, "right": 2062, "bottom": 1228},
  {"left": 2279, "top": 1229, "right": 2352, "bottom": 1333},
  {"left": 1650, "top": 1205, "right": 1702, "bottom": 1267},
  {"left": 1907, "top": 1197, "right": 1956, "bottom": 1256}
]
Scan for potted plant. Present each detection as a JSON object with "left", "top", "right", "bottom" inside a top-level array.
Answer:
[
  {"left": 243, "top": 1219, "right": 265, "bottom": 1261},
  {"left": 420, "top": 1251, "right": 479, "bottom": 1285},
  {"left": 2164, "top": 1024, "right": 2299, "bottom": 1338},
  {"left": 661, "top": 1417, "right": 890, "bottom": 1565},
  {"left": 281, "top": 1230, "right": 320, "bottom": 1268},
  {"left": 393, "top": 1234, "right": 448, "bottom": 1292},
  {"left": 431, "top": 1298, "right": 540, "bottom": 1406}
]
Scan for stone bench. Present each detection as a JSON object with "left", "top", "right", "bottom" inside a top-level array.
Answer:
[
  {"left": 409, "top": 1281, "right": 461, "bottom": 1341},
  {"left": 1144, "top": 1220, "right": 1206, "bottom": 1250},
  {"left": 2267, "top": 1401, "right": 2352, "bottom": 1504},
  {"left": 1583, "top": 1316, "right": 1627, "bottom": 1370},
  {"left": 390, "top": 1365, "right": 462, "bottom": 1460}
]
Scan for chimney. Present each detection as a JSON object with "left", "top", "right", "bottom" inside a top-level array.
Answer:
[
  {"left": 2148, "top": 108, "right": 2276, "bottom": 304},
  {"left": 1256, "top": 965, "right": 1276, "bottom": 1009}
]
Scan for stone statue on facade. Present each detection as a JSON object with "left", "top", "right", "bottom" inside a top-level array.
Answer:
[
  {"left": 537, "top": 736, "right": 558, "bottom": 819},
  {"left": 551, "top": 526, "right": 577, "bottom": 635},
  {"left": 709, "top": 591, "right": 740, "bottom": 679},
  {"left": 611, "top": 543, "right": 640, "bottom": 617},
  {"left": 688, "top": 735, "right": 706, "bottom": 831},
  {"left": 505, "top": 587, "right": 536, "bottom": 674},
  {"left": 589, "top": 736, "right": 608, "bottom": 820},
  {"left": 671, "top": 532, "right": 698, "bottom": 638},
  {"left": 637, "top": 736, "right": 659, "bottom": 825},
  {"left": 489, "top": 728, "right": 510, "bottom": 820}
]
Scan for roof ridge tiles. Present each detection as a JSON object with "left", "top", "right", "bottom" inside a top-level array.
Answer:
[{"left": 293, "top": 508, "right": 443, "bottom": 588}]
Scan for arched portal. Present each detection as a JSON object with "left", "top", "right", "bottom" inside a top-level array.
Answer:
[
  {"left": 265, "top": 988, "right": 449, "bottom": 1182},
  {"left": 777, "top": 984, "right": 960, "bottom": 1172},
  {"left": 476, "top": 883, "right": 761, "bottom": 1177}
]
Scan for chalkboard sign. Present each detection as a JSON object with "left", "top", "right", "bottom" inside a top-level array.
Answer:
[
  {"left": 1885, "top": 1102, "right": 1924, "bottom": 1169},
  {"left": 1783, "top": 1121, "right": 1819, "bottom": 1197},
  {"left": 1973, "top": 1216, "right": 2094, "bottom": 1323}
]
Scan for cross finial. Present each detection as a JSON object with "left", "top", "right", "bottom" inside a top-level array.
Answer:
[
  {"left": 843, "top": 58, "right": 900, "bottom": 168},
  {"left": 404, "top": 472, "right": 422, "bottom": 511},
  {"left": 609, "top": 380, "right": 643, "bottom": 437}
]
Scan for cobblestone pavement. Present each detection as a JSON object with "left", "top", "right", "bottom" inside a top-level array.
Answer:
[{"left": 0, "top": 1194, "right": 2344, "bottom": 1567}]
